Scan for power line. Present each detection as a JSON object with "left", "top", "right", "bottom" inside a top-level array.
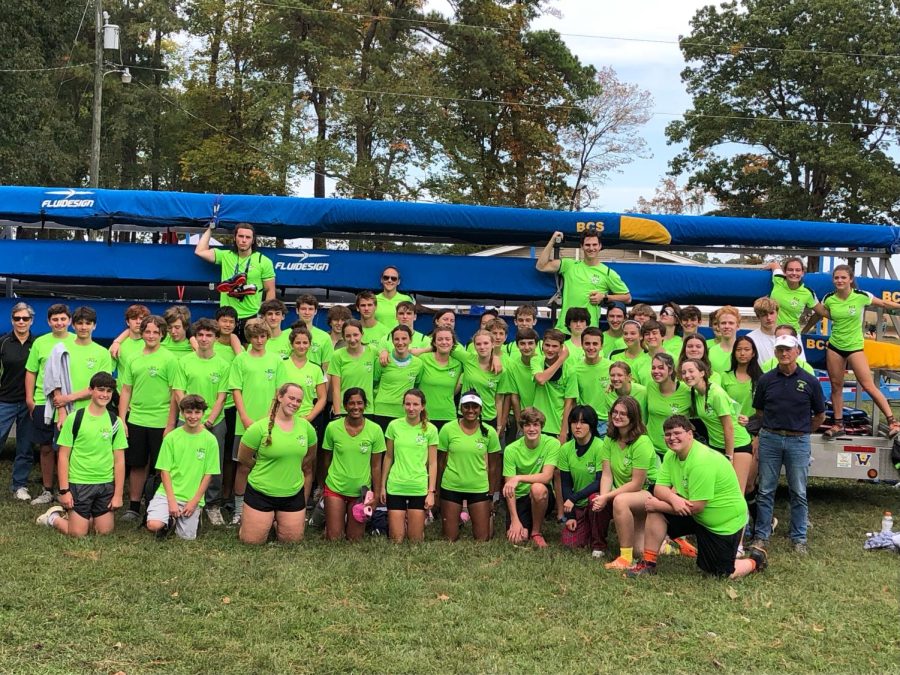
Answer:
[{"left": 0, "top": 63, "right": 92, "bottom": 73}]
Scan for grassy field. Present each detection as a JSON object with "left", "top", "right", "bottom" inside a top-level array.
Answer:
[{"left": 1, "top": 457, "right": 898, "bottom": 674}]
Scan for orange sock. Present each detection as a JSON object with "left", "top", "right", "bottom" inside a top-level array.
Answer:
[{"left": 643, "top": 550, "right": 658, "bottom": 565}]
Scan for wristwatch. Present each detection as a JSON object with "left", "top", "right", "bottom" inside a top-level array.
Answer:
[{"left": 58, "top": 488, "right": 70, "bottom": 495}]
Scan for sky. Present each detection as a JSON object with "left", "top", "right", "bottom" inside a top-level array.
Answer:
[{"left": 426, "top": 0, "right": 715, "bottom": 211}]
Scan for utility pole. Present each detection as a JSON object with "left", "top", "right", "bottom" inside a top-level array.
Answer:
[{"left": 89, "top": 0, "right": 103, "bottom": 188}]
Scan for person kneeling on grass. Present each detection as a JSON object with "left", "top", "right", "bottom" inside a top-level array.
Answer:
[
  {"left": 146, "top": 395, "right": 221, "bottom": 541},
  {"left": 236, "top": 383, "right": 318, "bottom": 545},
  {"left": 502, "top": 407, "right": 560, "bottom": 549},
  {"left": 626, "top": 416, "right": 767, "bottom": 579},
  {"left": 37, "top": 372, "right": 126, "bottom": 537}
]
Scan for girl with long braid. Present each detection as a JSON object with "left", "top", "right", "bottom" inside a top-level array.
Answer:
[
  {"left": 236, "top": 383, "right": 318, "bottom": 545},
  {"left": 380, "top": 389, "right": 438, "bottom": 542}
]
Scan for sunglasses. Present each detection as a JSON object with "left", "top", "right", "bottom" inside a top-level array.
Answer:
[
  {"left": 12, "top": 315, "right": 31, "bottom": 322},
  {"left": 382, "top": 275, "right": 398, "bottom": 281}
]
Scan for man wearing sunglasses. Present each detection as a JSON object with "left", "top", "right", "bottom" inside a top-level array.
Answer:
[{"left": 1, "top": 303, "right": 37, "bottom": 500}]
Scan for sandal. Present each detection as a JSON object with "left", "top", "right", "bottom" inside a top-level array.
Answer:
[
  {"left": 822, "top": 421, "right": 844, "bottom": 440},
  {"left": 530, "top": 533, "right": 548, "bottom": 549}
]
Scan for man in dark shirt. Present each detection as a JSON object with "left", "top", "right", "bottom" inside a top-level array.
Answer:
[
  {"left": 751, "top": 334, "right": 826, "bottom": 555},
  {"left": 0, "top": 302, "right": 36, "bottom": 500}
]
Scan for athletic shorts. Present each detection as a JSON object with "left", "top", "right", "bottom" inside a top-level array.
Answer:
[
  {"left": 70, "top": 482, "right": 114, "bottom": 520},
  {"left": 231, "top": 435, "right": 243, "bottom": 462},
  {"left": 126, "top": 424, "right": 164, "bottom": 469},
  {"left": 323, "top": 484, "right": 357, "bottom": 505},
  {"left": 386, "top": 493, "right": 426, "bottom": 511},
  {"left": 432, "top": 420, "right": 451, "bottom": 432},
  {"left": 31, "top": 407, "right": 56, "bottom": 446},
  {"left": 664, "top": 513, "right": 743, "bottom": 577},
  {"left": 711, "top": 443, "right": 753, "bottom": 455},
  {"left": 439, "top": 487, "right": 491, "bottom": 505},
  {"left": 146, "top": 494, "right": 201, "bottom": 540},
  {"left": 506, "top": 494, "right": 535, "bottom": 533},
  {"left": 245, "top": 482, "right": 305, "bottom": 513},
  {"left": 370, "top": 415, "right": 393, "bottom": 433},
  {"left": 826, "top": 342, "right": 864, "bottom": 360}
]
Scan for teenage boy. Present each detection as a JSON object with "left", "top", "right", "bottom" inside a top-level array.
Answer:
[
  {"left": 49, "top": 306, "right": 113, "bottom": 429},
  {"left": 36, "top": 372, "right": 126, "bottom": 537},
  {"left": 25, "top": 304, "right": 74, "bottom": 505},
  {"left": 118, "top": 315, "right": 178, "bottom": 522},
  {"left": 172, "top": 318, "right": 230, "bottom": 525},
  {"left": 500, "top": 328, "right": 540, "bottom": 431},
  {"left": 228, "top": 318, "right": 284, "bottom": 525},
  {"left": 679, "top": 305, "right": 702, "bottom": 335},
  {"left": 602, "top": 303, "right": 627, "bottom": 359},
  {"left": 194, "top": 222, "right": 276, "bottom": 337},
  {"left": 625, "top": 415, "right": 766, "bottom": 579},
  {"left": 356, "top": 291, "right": 390, "bottom": 346},
  {"left": 146, "top": 395, "right": 220, "bottom": 540},
  {"left": 575, "top": 327, "right": 612, "bottom": 434},
  {"left": 109, "top": 304, "right": 150, "bottom": 371},
  {"left": 212, "top": 306, "right": 242, "bottom": 509},
  {"left": 257, "top": 298, "right": 290, "bottom": 360},
  {"left": 294, "top": 294, "right": 334, "bottom": 368},
  {"left": 161, "top": 305, "right": 193, "bottom": 360},
  {"left": 386, "top": 301, "right": 428, "bottom": 350},
  {"left": 505, "top": 306, "right": 542, "bottom": 359},
  {"left": 2, "top": 303, "right": 36, "bottom": 501},
  {"left": 326, "top": 305, "right": 352, "bottom": 350},
  {"left": 564, "top": 307, "right": 590, "bottom": 362},
  {"left": 636, "top": 320, "right": 667, "bottom": 384},
  {"left": 746, "top": 297, "right": 780, "bottom": 365}
]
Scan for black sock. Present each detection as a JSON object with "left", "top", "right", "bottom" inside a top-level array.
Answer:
[{"left": 129, "top": 500, "right": 141, "bottom": 513}]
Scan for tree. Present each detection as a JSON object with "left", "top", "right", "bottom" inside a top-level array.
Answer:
[
  {"left": 563, "top": 67, "right": 653, "bottom": 211},
  {"left": 667, "top": 0, "right": 900, "bottom": 225},
  {"left": 631, "top": 177, "right": 706, "bottom": 215}
]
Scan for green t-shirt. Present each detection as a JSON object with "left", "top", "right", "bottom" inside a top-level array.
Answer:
[
  {"left": 25, "top": 332, "right": 75, "bottom": 405},
  {"left": 771, "top": 272, "right": 817, "bottom": 333},
  {"left": 602, "top": 332, "right": 626, "bottom": 359},
  {"left": 663, "top": 335, "right": 683, "bottom": 359},
  {"left": 531, "top": 359, "right": 578, "bottom": 435},
  {"left": 67, "top": 342, "right": 113, "bottom": 410},
  {"left": 361, "top": 321, "right": 390, "bottom": 347},
  {"left": 379, "top": 329, "right": 429, "bottom": 352},
  {"left": 438, "top": 421, "right": 501, "bottom": 493},
  {"left": 120, "top": 348, "right": 178, "bottom": 428},
  {"left": 575, "top": 358, "right": 612, "bottom": 419},
  {"left": 604, "top": 383, "right": 648, "bottom": 426},
  {"left": 58, "top": 408, "right": 127, "bottom": 484},
  {"left": 323, "top": 418, "right": 386, "bottom": 496},
  {"left": 823, "top": 290, "right": 873, "bottom": 352},
  {"left": 719, "top": 371, "right": 755, "bottom": 417},
  {"left": 601, "top": 433, "right": 658, "bottom": 489},
  {"left": 243, "top": 417, "right": 317, "bottom": 497},
  {"left": 374, "top": 291, "right": 414, "bottom": 328},
  {"left": 373, "top": 354, "right": 423, "bottom": 418},
  {"left": 502, "top": 435, "right": 560, "bottom": 498},
  {"left": 556, "top": 259, "right": 629, "bottom": 332},
  {"left": 113, "top": 336, "right": 145, "bottom": 374},
  {"left": 707, "top": 341, "right": 732, "bottom": 375},
  {"left": 692, "top": 382, "right": 753, "bottom": 450},
  {"left": 556, "top": 436, "right": 604, "bottom": 507},
  {"left": 646, "top": 380, "right": 692, "bottom": 454},
  {"left": 212, "top": 249, "right": 275, "bottom": 319},
  {"left": 213, "top": 341, "right": 241, "bottom": 409},
  {"left": 266, "top": 331, "right": 292, "bottom": 361},
  {"left": 504, "top": 339, "right": 543, "bottom": 361},
  {"left": 308, "top": 325, "right": 334, "bottom": 367},
  {"left": 759, "top": 357, "right": 814, "bottom": 375},
  {"left": 172, "top": 353, "right": 231, "bottom": 424},
  {"left": 327, "top": 347, "right": 377, "bottom": 413},
  {"left": 385, "top": 418, "right": 439, "bottom": 496},
  {"left": 228, "top": 350, "right": 284, "bottom": 434},
  {"left": 499, "top": 356, "right": 538, "bottom": 408},
  {"left": 656, "top": 441, "right": 748, "bottom": 535},
  {"left": 452, "top": 346, "right": 502, "bottom": 420},
  {"left": 154, "top": 426, "right": 221, "bottom": 506},
  {"left": 161, "top": 336, "right": 194, "bottom": 360},
  {"left": 416, "top": 352, "right": 462, "bottom": 421},
  {"left": 278, "top": 356, "right": 326, "bottom": 418},
  {"left": 610, "top": 349, "right": 651, "bottom": 386}
]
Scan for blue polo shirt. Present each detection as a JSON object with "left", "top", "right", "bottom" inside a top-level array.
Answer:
[{"left": 753, "top": 365, "right": 825, "bottom": 434}]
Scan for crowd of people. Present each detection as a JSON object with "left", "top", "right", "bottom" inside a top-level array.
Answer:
[{"left": 0, "top": 223, "right": 893, "bottom": 580}]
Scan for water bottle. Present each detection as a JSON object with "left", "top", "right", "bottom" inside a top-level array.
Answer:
[{"left": 882, "top": 511, "right": 894, "bottom": 534}]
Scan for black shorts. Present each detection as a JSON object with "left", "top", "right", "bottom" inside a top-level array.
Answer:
[
  {"left": 664, "top": 513, "right": 742, "bottom": 577},
  {"left": 710, "top": 443, "right": 753, "bottom": 455},
  {"left": 370, "top": 415, "right": 393, "bottom": 433},
  {"left": 125, "top": 424, "right": 163, "bottom": 469},
  {"left": 432, "top": 419, "right": 451, "bottom": 432},
  {"left": 386, "top": 493, "right": 426, "bottom": 511},
  {"left": 505, "top": 494, "right": 534, "bottom": 533},
  {"left": 439, "top": 487, "right": 491, "bottom": 505},
  {"left": 31, "top": 407, "right": 56, "bottom": 446},
  {"left": 826, "top": 342, "right": 864, "bottom": 360},
  {"left": 244, "top": 482, "right": 306, "bottom": 513},
  {"left": 70, "top": 482, "right": 114, "bottom": 519}
]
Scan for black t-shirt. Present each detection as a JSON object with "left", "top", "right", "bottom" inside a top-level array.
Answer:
[
  {"left": 753, "top": 366, "right": 826, "bottom": 434},
  {"left": 0, "top": 331, "right": 35, "bottom": 402}
]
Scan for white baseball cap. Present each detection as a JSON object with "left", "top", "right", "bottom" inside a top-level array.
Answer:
[
  {"left": 774, "top": 334, "right": 800, "bottom": 349},
  {"left": 459, "top": 392, "right": 483, "bottom": 407}
]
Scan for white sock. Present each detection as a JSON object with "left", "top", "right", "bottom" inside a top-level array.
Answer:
[
  {"left": 47, "top": 512, "right": 61, "bottom": 526},
  {"left": 234, "top": 495, "right": 244, "bottom": 516}
]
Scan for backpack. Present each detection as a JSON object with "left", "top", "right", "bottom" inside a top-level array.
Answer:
[{"left": 70, "top": 407, "right": 120, "bottom": 444}]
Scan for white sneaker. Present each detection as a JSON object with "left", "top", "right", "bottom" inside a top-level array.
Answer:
[
  {"left": 36, "top": 505, "right": 65, "bottom": 527},
  {"left": 30, "top": 490, "right": 53, "bottom": 505},
  {"left": 591, "top": 549, "right": 606, "bottom": 559},
  {"left": 230, "top": 511, "right": 242, "bottom": 526},
  {"left": 14, "top": 487, "right": 31, "bottom": 501},
  {"left": 206, "top": 507, "right": 225, "bottom": 526}
]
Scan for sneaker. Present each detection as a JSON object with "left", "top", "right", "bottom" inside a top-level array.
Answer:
[
  {"left": 674, "top": 537, "right": 698, "bottom": 558},
  {"left": 121, "top": 509, "right": 141, "bottom": 523},
  {"left": 459, "top": 509, "right": 470, "bottom": 525},
  {"left": 625, "top": 560, "right": 657, "bottom": 578},
  {"left": 30, "top": 490, "right": 53, "bottom": 505},
  {"left": 591, "top": 549, "right": 606, "bottom": 560},
  {"left": 215, "top": 272, "right": 247, "bottom": 294},
  {"left": 155, "top": 517, "right": 175, "bottom": 540},
  {"left": 230, "top": 511, "right": 242, "bottom": 527},
  {"left": 228, "top": 284, "right": 257, "bottom": 298},
  {"left": 530, "top": 533, "right": 548, "bottom": 549},
  {"left": 604, "top": 556, "right": 632, "bottom": 570},
  {"left": 736, "top": 544, "right": 746, "bottom": 558},
  {"left": 36, "top": 505, "right": 65, "bottom": 527},
  {"left": 14, "top": 487, "right": 31, "bottom": 501},
  {"left": 748, "top": 545, "right": 768, "bottom": 572},
  {"left": 792, "top": 541, "right": 808, "bottom": 555},
  {"left": 205, "top": 506, "right": 225, "bottom": 526}
]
